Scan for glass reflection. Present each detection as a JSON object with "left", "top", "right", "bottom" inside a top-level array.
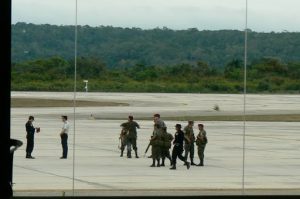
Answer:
[
  {"left": 74, "top": 0, "right": 246, "bottom": 196},
  {"left": 14, "top": 0, "right": 300, "bottom": 196},
  {"left": 11, "top": 0, "right": 76, "bottom": 196},
  {"left": 244, "top": 0, "right": 300, "bottom": 195}
]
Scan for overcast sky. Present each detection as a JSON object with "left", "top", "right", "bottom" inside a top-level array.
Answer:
[{"left": 12, "top": 0, "right": 300, "bottom": 32}]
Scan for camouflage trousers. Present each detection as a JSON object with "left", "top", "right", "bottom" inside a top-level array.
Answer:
[
  {"left": 197, "top": 144, "right": 206, "bottom": 159},
  {"left": 184, "top": 143, "right": 194, "bottom": 160},
  {"left": 151, "top": 145, "right": 161, "bottom": 159},
  {"left": 120, "top": 138, "right": 127, "bottom": 151},
  {"left": 160, "top": 147, "right": 171, "bottom": 159},
  {"left": 126, "top": 137, "right": 137, "bottom": 151}
]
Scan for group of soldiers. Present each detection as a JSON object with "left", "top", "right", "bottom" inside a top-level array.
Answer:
[{"left": 119, "top": 114, "right": 208, "bottom": 170}]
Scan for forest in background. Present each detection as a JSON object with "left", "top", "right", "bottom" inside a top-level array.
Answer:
[
  {"left": 11, "top": 23, "right": 300, "bottom": 93},
  {"left": 12, "top": 23, "right": 300, "bottom": 68},
  {"left": 12, "top": 56, "right": 300, "bottom": 93}
]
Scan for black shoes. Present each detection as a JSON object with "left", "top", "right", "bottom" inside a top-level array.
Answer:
[
  {"left": 134, "top": 150, "right": 139, "bottom": 158},
  {"left": 186, "top": 162, "right": 191, "bottom": 169},
  {"left": 127, "top": 151, "right": 132, "bottom": 158},
  {"left": 60, "top": 157, "right": 67, "bottom": 159},
  {"left": 170, "top": 162, "right": 190, "bottom": 170},
  {"left": 26, "top": 155, "right": 35, "bottom": 159},
  {"left": 197, "top": 159, "right": 204, "bottom": 166},
  {"left": 185, "top": 161, "right": 196, "bottom": 166}
]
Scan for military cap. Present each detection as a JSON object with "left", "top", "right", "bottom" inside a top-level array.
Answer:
[{"left": 175, "top": 124, "right": 181, "bottom": 128}]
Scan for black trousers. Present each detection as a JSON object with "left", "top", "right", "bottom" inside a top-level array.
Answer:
[
  {"left": 61, "top": 133, "right": 68, "bottom": 158},
  {"left": 26, "top": 134, "right": 34, "bottom": 156},
  {"left": 171, "top": 145, "right": 186, "bottom": 166}
]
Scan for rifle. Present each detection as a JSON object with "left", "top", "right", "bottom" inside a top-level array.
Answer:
[{"left": 143, "top": 141, "right": 151, "bottom": 157}]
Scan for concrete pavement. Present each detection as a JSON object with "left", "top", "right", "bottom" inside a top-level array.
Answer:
[{"left": 10, "top": 92, "right": 300, "bottom": 196}]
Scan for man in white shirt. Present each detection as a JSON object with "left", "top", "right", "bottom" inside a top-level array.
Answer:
[{"left": 60, "top": 115, "right": 69, "bottom": 159}]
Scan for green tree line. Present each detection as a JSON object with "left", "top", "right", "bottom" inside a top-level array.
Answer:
[
  {"left": 11, "top": 56, "right": 300, "bottom": 93},
  {"left": 12, "top": 23, "right": 300, "bottom": 68}
]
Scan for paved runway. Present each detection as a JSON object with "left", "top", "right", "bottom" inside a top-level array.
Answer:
[{"left": 10, "top": 92, "right": 300, "bottom": 196}]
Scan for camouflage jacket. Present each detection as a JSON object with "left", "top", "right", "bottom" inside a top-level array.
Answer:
[
  {"left": 121, "top": 121, "right": 140, "bottom": 139},
  {"left": 183, "top": 125, "right": 195, "bottom": 144},
  {"left": 196, "top": 130, "right": 208, "bottom": 145}
]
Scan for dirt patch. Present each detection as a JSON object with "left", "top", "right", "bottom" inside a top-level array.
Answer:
[{"left": 11, "top": 98, "right": 129, "bottom": 107}]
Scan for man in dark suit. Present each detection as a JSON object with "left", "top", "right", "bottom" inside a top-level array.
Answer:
[
  {"left": 170, "top": 124, "right": 190, "bottom": 170},
  {"left": 25, "top": 116, "right": 37, "bottom": 159}
]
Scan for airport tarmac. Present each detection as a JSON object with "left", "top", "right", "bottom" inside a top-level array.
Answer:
[{"left": 10, "top": 92, "right": 300, "bottom": 196}]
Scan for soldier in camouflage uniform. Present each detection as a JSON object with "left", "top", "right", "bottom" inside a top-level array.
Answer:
[
  {"left": 147, "top": 113, "right": 166, "bottom": 159},
  {"left": 121, "top": 115, "right": 140, "bottom": 158},
  {"left": 196, "top": 124, "right": 208, "bottom": 166},
  {"left": 160, "top": 127, "right": 173, "bottom": 166},
  {"left": 153, "top": 113, "right": 166, "bottom": 129},
  {"left": 150, "top": 124, "right": 163, "bottom": 167},
  {"left": 183, "top": 121, "right": 196, "bottom": 165},
  {"left": 119, "top": 125, "right": 128, "bottom": 157}
]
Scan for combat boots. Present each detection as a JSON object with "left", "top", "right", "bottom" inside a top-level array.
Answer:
[
  {"left": 200, "top": 158, "right": 204, "bottom": 166},
  {"left": 120, "top": 150, "right": 124, "bottom": 157},
  {"left": 183, "top": 157, "right": 189, "bottom": 165},
  {"left": 160, "top": 158, "right": 165, "bottom": 167},
  {"left": 150, "top": 159, "right": 155, "bottom": 167},
  {"left": 170, "top": 164, "right": 176, "bottom": 170},
  {"left": 127, "top": 150, "right": 132, "bottom": 158},
  {"left": 191, "top": 158, "right": 196, "bottom": 166},
  {"left": 185, "top": 161, "right": 191, "bottom": 169},
  {"left": 197, "top": 158, "right": 204, "bottom": 166},
  {"left": 157, "top": 159, "right": 160, "bottom": 167},
  {"left": 134, "top": 149, "right": 139, "bottom": 158}
]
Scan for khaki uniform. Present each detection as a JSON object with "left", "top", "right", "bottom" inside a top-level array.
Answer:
[
  {"left": 151, "top": 128, "right": 163, "bottom": 159},
  {"left": 155, "top": 118, "right": 166, "bottom": 129},
  {"left": 183, "top": 125, "right": 195, "bottom": 163},
  {"left": 160, "top": 130, "right": 173, "bottom": 166},
  {"left": 150, "top": 127, "right": 164, "bottom": 167},
  {"left": 196, "top": 130, "right": 208, "bottom": 166},
  {"left": 121, "top": 120, "right": 140, "bottom": 158},
  {"left": 119, "top": 129, "right": 128, "bottom": 156}
]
